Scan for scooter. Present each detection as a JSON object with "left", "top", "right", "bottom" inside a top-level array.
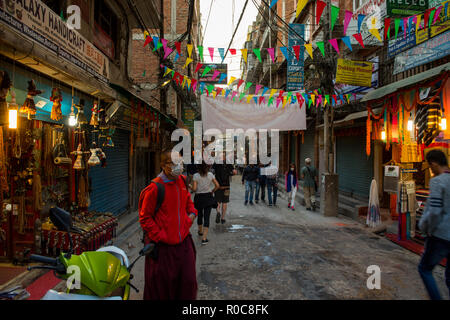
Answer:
[{"left": 27, "top": 207, "right": 152, "bottom": 300}]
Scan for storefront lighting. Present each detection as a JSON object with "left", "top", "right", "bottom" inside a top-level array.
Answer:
[
  {"left": 407, "top": 120, "right": 413, "bottom": 132},
  {"left": 8, "top": 106, "right": 18, "bottom": 129},
  {"left": 440, "top": 117, "right": 447, "bottom": 131},
  {"left": 68, "top": 107, "right": 77, "bottom": 127},
  {"left": 381, "top": 130, "right": 386, "bottom": 141}
]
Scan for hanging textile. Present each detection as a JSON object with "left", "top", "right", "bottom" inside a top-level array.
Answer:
[{"left": 367, "top": 179, "right": 381, "bottom": 228}]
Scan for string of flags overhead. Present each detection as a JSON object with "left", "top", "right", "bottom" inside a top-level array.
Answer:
[
  {"left": 160, "top": 64, "right": 359, "bottom": 109},
  {"left": 144, "top": 1, "right": 449, "bottom": 64}
]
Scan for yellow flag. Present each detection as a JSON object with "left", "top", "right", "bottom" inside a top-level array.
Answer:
[
  {"left": 212, "top": 91, "right": 217, "bottom": 98},
  {"left": 282, "top": 97, "right": 288, "bottom": 108},
  {"left": 241, "top": 49, "right": 248, "bottom": 63},
  {"left": 247, "top": 94, "right": 254, "bottom": 104},
  {"left": 324, "top": 96, "right": 328, "bottom": 106},
  {"left": 270, "top": 89, "right": 277, "bottom": 98},
  {"left": 162, "top": 79, "right": 171, "bottom": 87},
  {"left": 416, "top": 15, "right": 422, "bottom": 34},
  {"left": 183, "top": 57, "right": 193, "bottom": 69},
  {"left": 186, "top": 78, "right": 191, "bottom": 89},
  {"left": 228, "top": 76, "right": 236, "bottom": 86},
  {"left": 311, "top": 94, "right": 316, "bottom": 105},
  {"left": 182, "top": 76, "right": 186, "bottom": 89},
  {"left": 296, "top": 0, "right": 308, "bottom": 18},
  {"left": 369, "top": 28, "right": 382, "bottom": 42},
  {"left": 187, "top": 44, "right": 193, "bottom": 58},
  {"left": 144, "top": 30, "right": 149, "bottom": 37},
  {"left": 222, "top": 89, "right": 226, "bottom": 96},
  {"left": 163, "top": 67, "right": 173, "bottom": 77},
  {"left": 305, "top": 44, "right": 313, "bottom": 59}
]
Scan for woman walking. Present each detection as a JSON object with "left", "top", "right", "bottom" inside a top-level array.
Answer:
[
  {"left": 285, "top": 163, "right": 298, "bottom": 211},
  {"left": 191, "top": 162, "right": 220, "bottom": 245}
]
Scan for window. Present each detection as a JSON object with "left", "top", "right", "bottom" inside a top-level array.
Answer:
[
  {"left": 353, "top": 0, "right": 370, "bottom": 11},
  {"left": 94, "top": 0, "right": 119, "bottom": 60}
]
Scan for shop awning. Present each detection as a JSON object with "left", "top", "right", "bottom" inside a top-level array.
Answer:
[
  {"left": 317, "top": 108, "right": 382, "bottom": 129},
  {"left": 361, "top": 62, "right": 450, "bottom": 102}
]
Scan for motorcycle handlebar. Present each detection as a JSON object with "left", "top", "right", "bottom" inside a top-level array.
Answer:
[{"left": 29, "top": 254, "right": 58, "bottom": 265}]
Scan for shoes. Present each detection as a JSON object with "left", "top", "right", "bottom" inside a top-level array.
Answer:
[
  {"left": 306, "top": 208, "right": 311, "bottom": 211},
  {"left": 244, "top": 201, "right": 248, "bottom": 205},
  {"left": 249, "top": 201, "right": 254, "bottom": 205},
  {"left": 312, "top": 203, "right": 316, "bottom": 211},
  {"left": 291, "top": 206, "right": 295, "bottom": 211},
  {"left": 215, "top": 212, "right": 221, "bottom": 224},
  {"left": 255, "top": 200, "right": 259, "bottom": 204},
  {"left": 288, "top": 203, "right": 291, "bottom": 208},
  {"left": 198, "top": 231, "right": 203, "bottom": 236},
  {"left": 201, "top": 239, "right": 209, "bottom": 245},
  {"left": 221, "top": 219, "right": 226, "bottom": 224},
  {"left": 268, "top": 203, "right": 273, "bottom": 207}
]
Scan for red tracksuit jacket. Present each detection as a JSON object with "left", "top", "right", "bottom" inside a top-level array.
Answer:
[{"left": 139, "top": 173, "right": 198, "bottom": 245}]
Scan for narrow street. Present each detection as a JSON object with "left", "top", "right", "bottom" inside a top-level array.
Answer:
[{"left": 118, "top": 176, "right": 448, "bottom": 300}]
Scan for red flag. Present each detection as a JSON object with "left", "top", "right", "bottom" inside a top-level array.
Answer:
[
  {"left": 175, "top": 42, "right": 181, "bottom": 54},
  {"left": 259, "top": 96, "right": 265, "bottom": 104},
  {"left": 384, "top": 18, "right": 391, "bottom": 40},
  {"left": 143, "top": 36, "right": 152, "bottom": 48},
  {"left": 237, "top": 79, "right": 245, "bottom": 89},
  {"left": 230, "top": 49, "right": 237, "bottom": 55},
  {"left": 353, "top": 33, "right": 365, "bottom": 48},
  {"left": 293, "top": 45, "right": 300, "bottom": 61},
  {"left": 194, "top": 63, "right": 203, "bottom": 73},
  {"left": 424, "top": 9, "right": 432, "bottom": 29},
  {"left": 216, "top": 87, "right": 223, "bottom": 96},
  {"left": 332, "top": 95, "right": 337, "bottom": 105},
  {"left": 278, "top": 90, "right": 285, "bottom": 99},
  {"left": 316, "top": 0, "right": 327, "bottom": 25},
  {"left": 296, "top": 92, "right": 304, "bottom": 109}
]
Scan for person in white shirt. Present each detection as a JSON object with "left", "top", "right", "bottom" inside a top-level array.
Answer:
[{"left": 191, "top": 162, "right": 220, "bottom": 245}]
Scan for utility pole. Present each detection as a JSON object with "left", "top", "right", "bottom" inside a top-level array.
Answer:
[
  {"left": 320, "top": 0, "right": 338, "bottom": 217},
  {"left": 159, "top": 0, "right": 167, "bottom": 115}
]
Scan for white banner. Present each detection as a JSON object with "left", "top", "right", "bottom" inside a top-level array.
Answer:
[{"left": 201, "top": 95, "right": 306, "bottom": 132}]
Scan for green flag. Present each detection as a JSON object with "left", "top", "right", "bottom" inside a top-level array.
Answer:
[
  {"left": 429, "top": 9, "right": 436, "bottom": 29},
  {"left": 331, "top": 6, "right": 340, "bottom": 31},
  {"left": 394, "top": 19, "right": 400, "bottom": 40},
  {"left": 154, "top": 42, "right": 163, "bottom": 52},
  {"left": 268, "top": 96, "right": 274, "bottom": 106},
  {"left": 201, "top": 66, "right": 212, "bottom": 77},
  {"left": 316, "top": 41, "right": 325, "bottom": 57},
  {"left": 207, "top": 84, "right": 214, "bottom": 95},
  {"left": 198, "top": 46, "right": 204, "bottom": 61},
  {"left": 253, "top": 48, "right": 262, "bottom": 63},
  {"left": 239, "top": 92, "right": 245, "bottom": 101},
  {"left": 245, "top": 82, "right": 252, "bottom": 91},
  {"left": 308, "top": 98, "right": 312, "bottom": 108}
]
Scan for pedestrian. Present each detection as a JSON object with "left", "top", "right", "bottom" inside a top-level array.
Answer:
[
  {"left": 417, "top": 149, "right": 450, "bottom": 300},
  {"left": 300, "top": 158, "right": 318, "bottom": 211},
  {"left": 255, "top": 163, "right": 267, "bottom": 204},
  {"left": 191, "top": 162, "right": 220, "bottom": 245},
  {"left": 266, "top": 161, "right": 279, "bottom": 207},
  {"left": 186, "top": 157, "right": 198, "bottom": 189},
  {"left": 285, "top": 163, "right": 298, "bottom": 211},
  {"left": 242, "top": 164, "right": 258, "bottom": 205},
  {"left": 138, "top": 149, "right": 198, "bottom": 300},
  {"left": 212, "top": 154, "right": 235, "bottom": 224}
]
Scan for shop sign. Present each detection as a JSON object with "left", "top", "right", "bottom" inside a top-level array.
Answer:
[
  {"left": 387, "top": 31, "right": 416, "bottom": 58},
  {"left": 335, "top": 59, "right": 374, "bottom": 88},
  {"left": 197, "top": 64, "right": 228, "bottom": 84},
  {"left": 387, "top": 0, "right": 429, "bottom": 17},
  {"left": 182, "top": 105, "right": 195, "bottom": 134},
  {"left": 348, "top": 0, "right": 387, "bottom": 47},
  {"left": 394, "top": 30, "right": 450, "bottom": 74},
  {"left": 286, "top": 23, "right": 305, "bottom": 91},
  {"left": 416, "top": 28, "right": 430, "bottom": 44},
  {"left": 0, "top": 0, "right": 110, "bottom": 84},
  {"left": 430, "top": 18, "right": 450, "bottom": 37}
]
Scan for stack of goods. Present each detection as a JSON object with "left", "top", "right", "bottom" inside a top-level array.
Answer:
[
  {"left": 415, "top": 189, "right": 430, "bottom": 242},
  {"left": 397, "top": 180, "right": 418, "bottom": 241}
]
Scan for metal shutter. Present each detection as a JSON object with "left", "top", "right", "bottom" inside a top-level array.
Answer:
[
  {"left": 89, "top": 129, "right": 130, "bottom": 215},
  {"left": 299, "top": 131, "right": 315, "bottom": 168},
  {"left": 336, "top": 134, "right": 373, "bottom": 199}
]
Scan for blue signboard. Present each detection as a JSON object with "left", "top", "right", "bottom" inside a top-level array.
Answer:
[
  {"left": 387, "top": 31, "right": 416, "bottom": 59},
  {"left": 394, "top": 30, "right": 450, "bottom": 74},
  {"left": 286, "top": 24, "right": 305, "bottom": 91}
]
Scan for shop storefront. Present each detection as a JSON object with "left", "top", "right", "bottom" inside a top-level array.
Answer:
[{"left": 364, "top": 63, "right": 449, "bottom": 247}]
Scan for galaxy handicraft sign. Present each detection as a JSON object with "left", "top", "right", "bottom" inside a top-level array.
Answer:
[{"left": 0, "top": 0, "right": 110, "bottom": 84}]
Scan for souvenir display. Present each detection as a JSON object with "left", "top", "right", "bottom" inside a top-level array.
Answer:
[
  {"left": 50, "top": 87, "right": 63, "bottom": 121},
  {"left": 87, "top": 142, "right": 101, "bottom": 167},
  {"left": 0, "top": 70, "right": 12, "bottom": 125},
  {"left": 75, "top": 99, "right": 88, "bottom": 125},
  {"left": 71, "top": 143, "right": 88, "bottom": 170},
  {"left": 90, "top": 102, "right": 99, "bottom": 127},
  {"left": 20, "top": 80, "right": 43, "bottom": 120}
]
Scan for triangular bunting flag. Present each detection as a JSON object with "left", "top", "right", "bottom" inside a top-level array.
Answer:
[
  {"left": 212, "top": 90, "right": 217, "bottom": 99},
  {"left": 280, "top": 47, "right": 289, "bottom": 60},
  {"left": 253, "top": 96, "right": 258, "bottom": 104},
  {"left": 219, "top": 73, "right": 227, "bottom": 83},
  {"left": 175, "top": 42, "right": 181, "bottom": 55},
  {"left": 152, "top": 36, "right": 159, "bottom": 50},
  {"left": 192, "top": 79, "right": 198, "bottom": 92},
  {"left": 267, "top": 48, "right": 276, "bottom": 63},
  {"left": 424, "top": 9, "right": 431, "bottom": 29},
  {"left": 253, "top": 48, "right": 262, "bottom": 63},
  {"left": 342, "top": 36, "right": 352, "bottom": 51},
  {"left": 415, "top": 15, "right": 421, "bottom": 34},
  {"left": 331, "top": 5, "right": 340, "bottom": 31},
  {"left": 231, "top": 91, "right": 237, "bottom": 101},
  {"left": 237, "top": 79, "right": 245, "bottom": 89},
  {"left": 211, "top": 70, "right": 220, "bottom": 81},
  {"left": 270, "top": 0, "right": 278, "bottom": 8},
  {"left": 198, "top": 46, "right": 204, "bottom": 61},
  {"left": 394, "top": 19, "right": 400, "bottom": 40},
  {"left": 311, "top": 94, "right": 316, "bottom": 106},
  {"left": 225, "top": 89, "right": 231, "bottom": 98},
  {"left": 241, "top": 49, "right": 248, "bottom": 63},
  {"left": 194, "top": 63, "right": 203, "bottom": 74},
  {"left": 245, "top": 82, "right": 253, "bottom": 91},
  {"left": 317, "top": 95, "right": 322, "bottom": 106},
  {"left": 216, "top": 87, "right": 223, "bottom": 96},
  {"left": 316, "top": 0, "right": 327, "bottom": 25},
  {"left": 270, "top": 89, "right": 277, "bottom": 99},
  {"left": 357, "top": 14, "right": 366, "bottom": 34},
  {"left": 369, "top": 28, "right": 382, "bottom": 42},
  {"left": 161, "top": 38, "right": 168, "bottom": 50},
  {"left": 344, "top": 10, "right": 353, "bottom": 35},
  {"left": 282, "top": 97, "right": 288, "bottom": 108},
  {"left": 208, "top": 47, "right": 214, "bottom": 61},
  {"left": 316, "top": 41, "right": 325, "bottom": 57},
  {"left": 163, "top": 67, "right": 173, "bottom": 77},
  {"left": 183, "top": 57, "right": 193, "bottom": 69},
  {"left": 293, "top": 45, "right": 301, "bottom": 61},
  {"left": 228, "top": 76, "right": 236, "bottom": 86},
  {"left": 187, "top": 44, "right": 193, "bottom": 58},
  {"left": 403, "top": 17, "right": 408, "bottom": 39},
  {"left": 384, "top": 18, "right": 391, "bottom": 40},
  {"left": 163, "top": 46, "right": 173, "bottom": 60},
  {"left": 262, "top": 87, "right": 269, "bottom": 96},
  {"left": 239, "top": 92, "right": 245, "bottom": 101},
  {"left": 329, "top": 39, "right": 340, "bottom": 54},
  {"left": 268, "top": 97, "right": 274, "bottom": 106},
  {"left": 230, "top": 49, "right": 236, "bottom": 55},
  {"left": 181, "top": 76, "right": 186, "bottom": 89},
  {"left": 305, "top": 44, "right": 313, "bottom": 59},
  {"left": 259, "top": 96, "right": 265, "bottom": 105},
  {"left": 174, "top": 53, "right": 180, "bottom": 63},
  {"left": 353, "top": 33, "right": 365, "bottom": 48},
  {"left": 428, "top": 8, "right": 436, "bottom": 28},
  {"left": 218, "top": 48, "right": 225, "bottom": 62},
  {"left": 255, "top": 84, "right": 263, "bottom": 95},
  {"left": 325, "top": 95, "right": 329, "bottom": 107},
  {"left": 247, "top": 94, "right": 254, "bottom": 103},
  {"left": 296, "top": 0, "right": 308, "bottom": 18},
  {"left": 433, "top": 6, "right": 442, "bottom": 25},
  {"left": 144, "top": 36, "right": 152, "bottom": 48}
]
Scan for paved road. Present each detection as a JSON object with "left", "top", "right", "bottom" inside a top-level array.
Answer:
[{"left": 117, "top": 176, "right": 448, "bottom": 300}]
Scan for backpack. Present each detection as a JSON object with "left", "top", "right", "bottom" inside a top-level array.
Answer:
[{"left": 139, "top": 175, "right": 188, "bottom": 243}]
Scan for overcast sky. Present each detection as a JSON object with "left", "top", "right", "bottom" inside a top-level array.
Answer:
[{"left": 199, "top": 0, "right": 259, "bottom": 81}]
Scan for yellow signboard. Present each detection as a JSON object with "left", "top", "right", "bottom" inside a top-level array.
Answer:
[
  {"left": 431, "top": 19, "right": 450, "bottom": 38},
  {"left": 416, "top": 28, "right": 429, "bottom": 45},
  {"left": 335, "top": 59, "right": 373, "bottom": 88}
]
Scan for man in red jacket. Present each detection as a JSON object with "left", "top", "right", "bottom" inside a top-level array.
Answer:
[{"left": 139, "top": 149, "right": 198, "bottom": 300}]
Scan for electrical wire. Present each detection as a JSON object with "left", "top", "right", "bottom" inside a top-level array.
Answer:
[
  {"left": 223, "top": 0, "right": 250, "bottom": 61},
  {"left": 202, "top": 0, "right": 215, "bottom": 43}
]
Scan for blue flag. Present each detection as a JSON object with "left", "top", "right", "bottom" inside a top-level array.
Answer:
[
  {"left": 261, "top": 87, "right": 269, "bottom": 96},
  {"left": 342, "top": 36, "right": 352, "bottom": 51},
  {"left": 153, "top": 36, "right": 159, "bottom": 49},
  {"left": 280, "top": 47, "right": 289, "bottom": 60},
  {"left": 218, "top": 48, "right": 225, "bottom": 62},
  {"left": 357, "top": 14, "right": 366, "bottom": 34},
  {"left": 219, "top": 73, "right": 227, "bottom": 83},
  {"left": 270, "top": 0, "right": 278, "bottom": 8},
  {"left": 253, "top": 96, "right": 258, "bottom": 104}
]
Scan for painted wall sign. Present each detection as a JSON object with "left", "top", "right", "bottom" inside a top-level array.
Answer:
[
  {"left": 387, "top": 0, "right": 429, "bottom": 17},
  {"left": 0, "top": 0, "right": 110, "bottom": 84},
  {"left": 335, "top": 59, "right": 374, "bottom": 88},
  {"left": 286, "top": 23, "right": 305, "bottom": 91}
]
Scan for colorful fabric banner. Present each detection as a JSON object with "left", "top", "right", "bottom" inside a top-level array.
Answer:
[
  {"left": 241, "top": 49, "right": 248, "bottom": 63},
  {"left": 208, "top": 47, "right": 215, "bottom": 61},
  {"left": 331, "top": 5, "right": 340, "bottom": 31},
  {"left": 329, "top": 39, "right": 340, "bottom": 54},
  {"left": 316, "top": 41, "right": 325, "bottom": 57},
  {"left": 218, "top": 48, "right": 225, "bottom": 62},
  {"left": 280, "top": 46, "right": 289, "bottom": 60},
  {"left": 296, "top": 0, "right": 308, "bottom": 18},
  {"left": 342, "top": 36, "right": 352, "bottom": 51},
  {"left": 267, "top": 48, "right": 276, "bottom": 62},
  {"left": 344, "top": 10, "right": 353, "bottom": 35},
  {"left": 305, "top": 43, "right": 313, "bottom": 59},
  {"left": 187, "top": 44, "right": 193, "bottom": 58},
  {"left": 316, "top": 0, "right": 327, "bottom": 25},
  {"left": 358, "top": 14, "right": 366, "bottom": 34},
  {"left": 293, "top": 45, "right": 301, "bottom": 61},
  {"left": 253, "top": 48, "right": 262, "bottom": 63}
]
